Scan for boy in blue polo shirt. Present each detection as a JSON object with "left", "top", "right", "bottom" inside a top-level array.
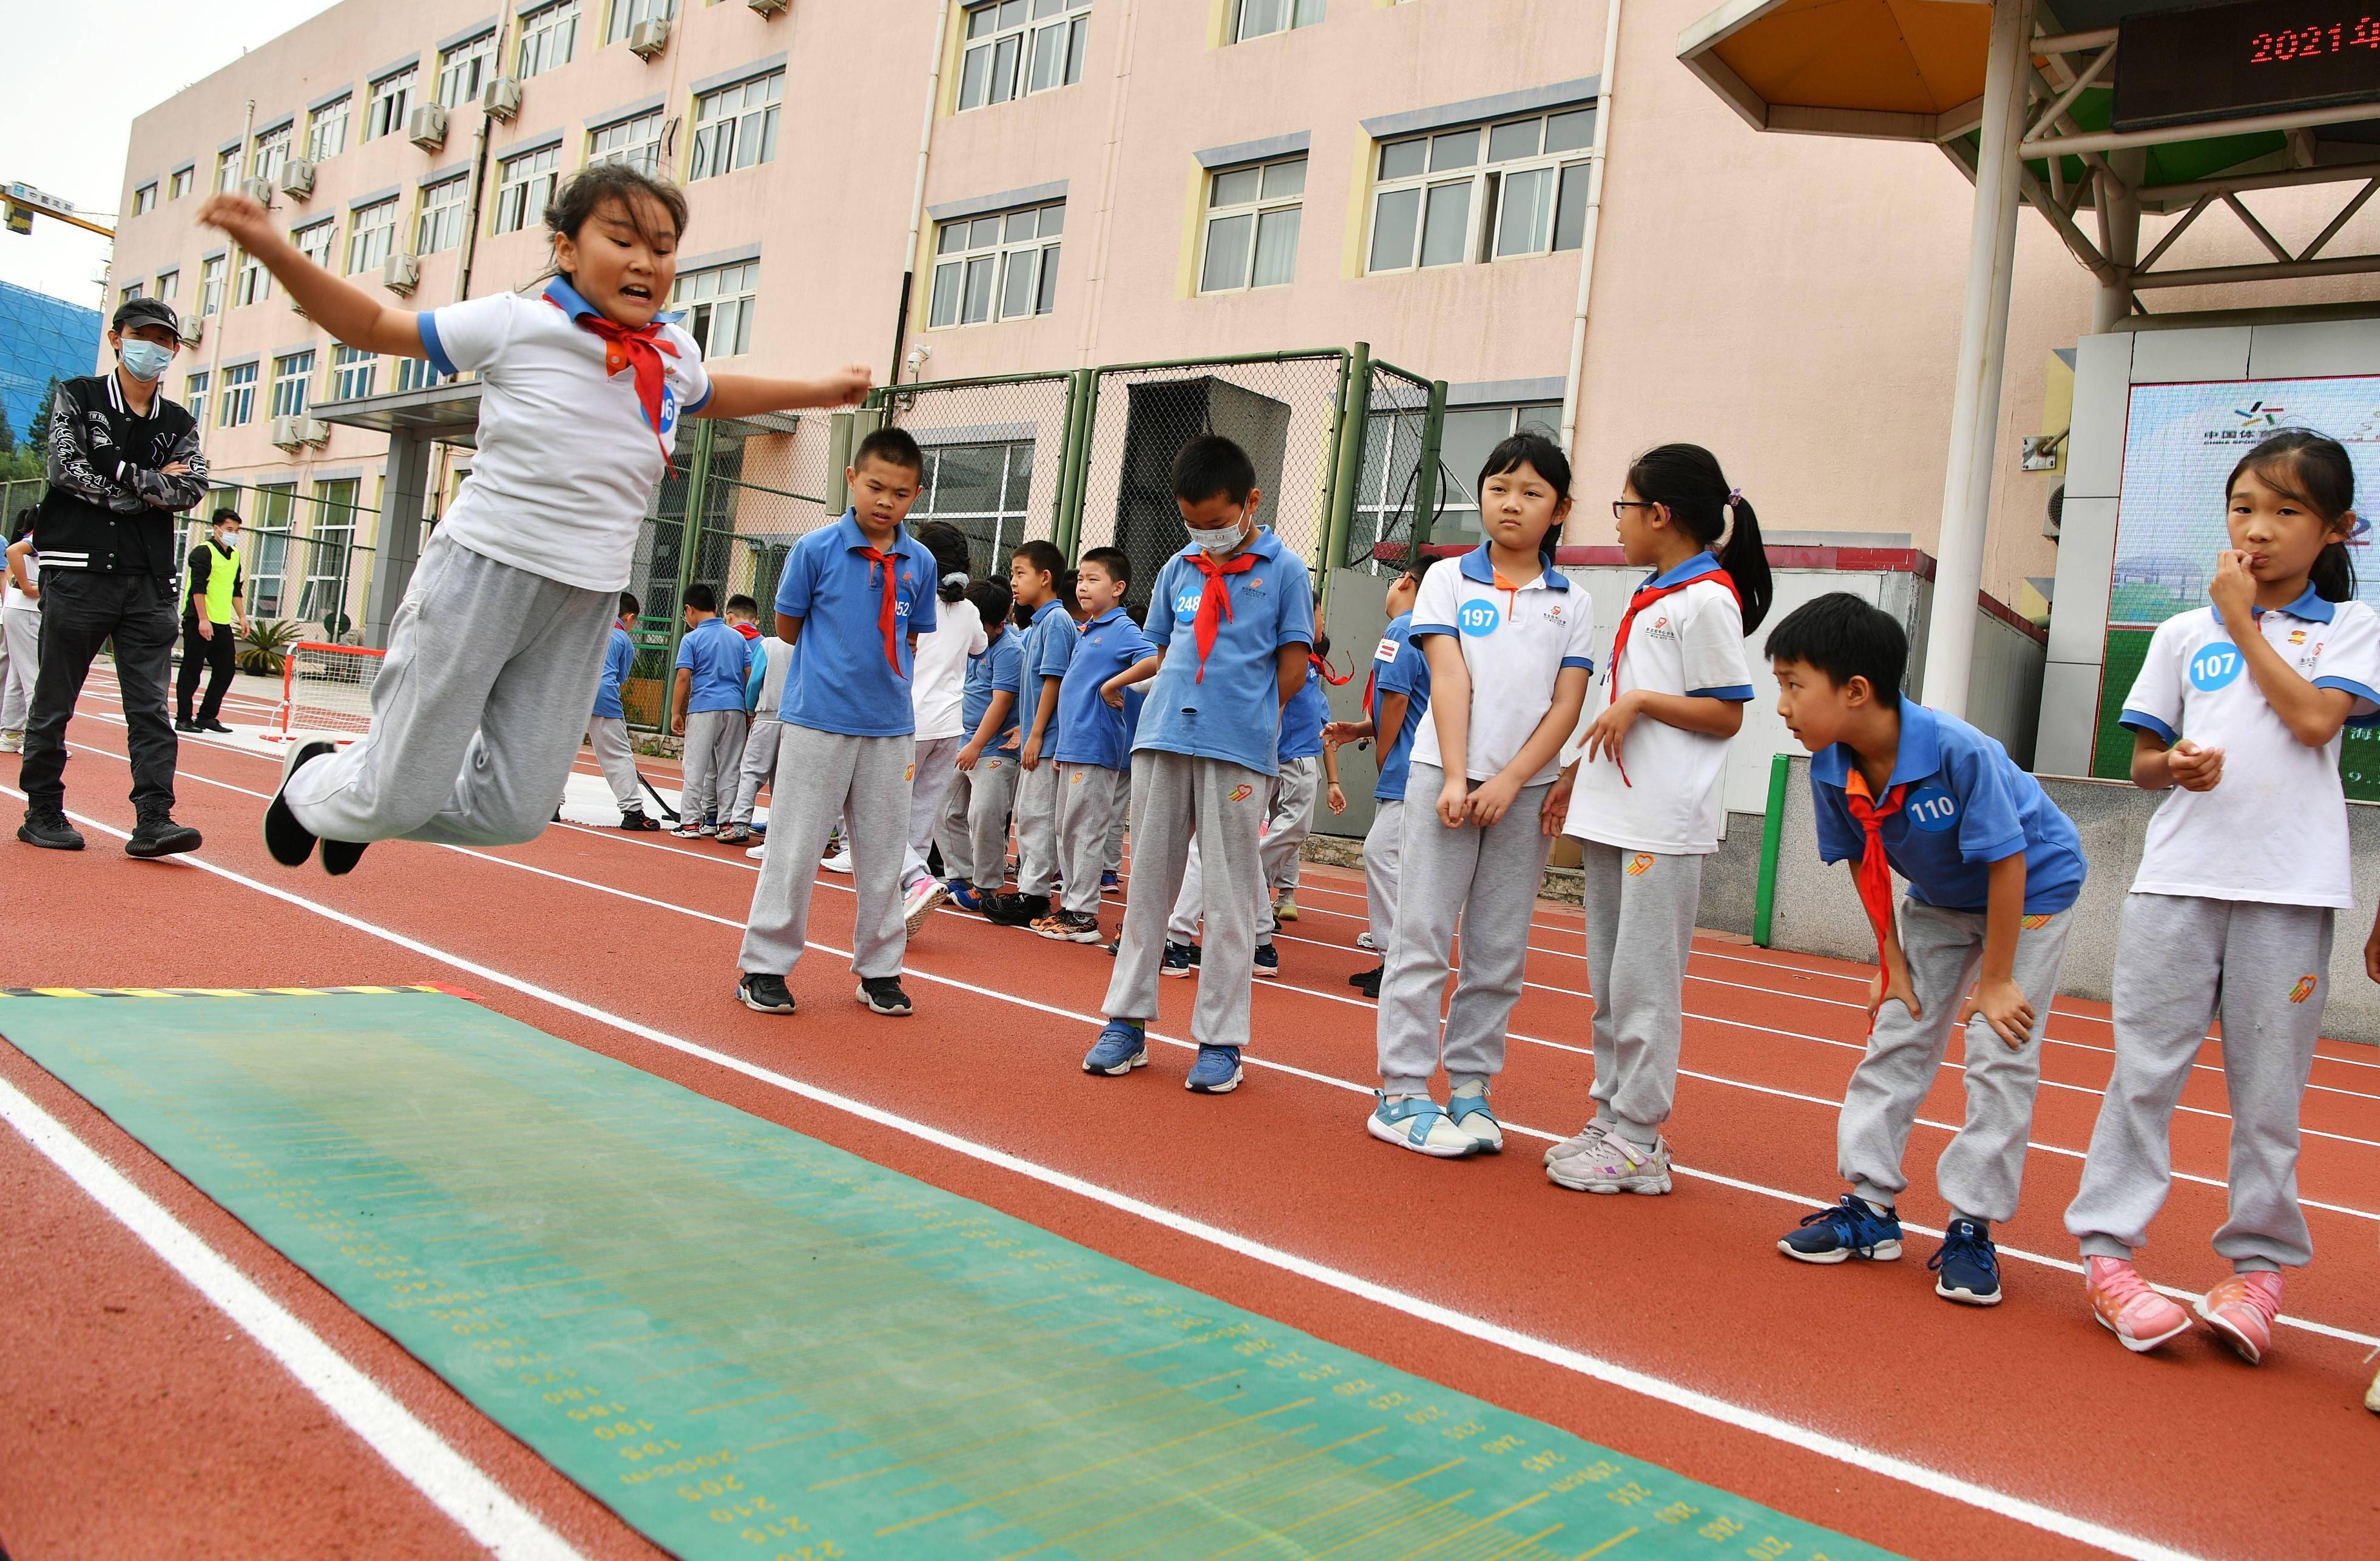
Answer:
[
  {"left": 735, "top": 428, "right": 938, "bottom": 1018},
  {"left": 1324, "top": 561, "right": 1433, "bottom": 996},
  {"left": 670, "top": 583, "right": 751, "bottom": 838},
  {"left": 984, "top": 540, "right": 1074, "bottom": 927},
  {"left": 1083, "top": 436, "right": 1315, "bottom": 1094},
  {"left": 587, "top": 591, "right": 659, "bottom": 830},
  {"left": 1766, "top": 592, "right": 2085, "bottom": 1307},
  {"left": 939, "top": 579, "right": 1023, "bottom": 911},
  {"left": 1039, "top": 547, "right": 1157, "bottom": 943}
]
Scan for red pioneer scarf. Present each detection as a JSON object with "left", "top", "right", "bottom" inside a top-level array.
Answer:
[
  {"left": 1188, "top": 551, "right": 1257, "bottom": 683},
  {"left": 567, "top": 311, "right": 680, "bottom": 471},
  {"left": 1842, "top": 769, "right": 1908, "bottom": 999},
  {"left": 1599, "top": 560, "right": 1739, "bottom": 787},
  {"left": 856, "top": 546, "right": 907, "bottom": 677}
]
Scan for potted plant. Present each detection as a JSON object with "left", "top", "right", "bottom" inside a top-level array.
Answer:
[{"left": 237, "top": 618, "right": 310, "bottom": 677}]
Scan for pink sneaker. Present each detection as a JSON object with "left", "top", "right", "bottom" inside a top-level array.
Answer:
[
  {"left": 2084, "top": 1256, "right": 2192, "bottom": 1353},
  {"left": 2197, "top": 1271, "right": 2284, "bottom": 1364}
]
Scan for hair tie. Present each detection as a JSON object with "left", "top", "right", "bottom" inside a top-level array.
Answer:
[
  {"left": 1725, "top": 487, "right": 1743, "bottom": 510},
  {"left": 941, "top": 570, "right": 970, "bottom": 589}
]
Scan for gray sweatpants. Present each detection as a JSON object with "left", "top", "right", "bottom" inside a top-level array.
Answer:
[
  {"left": 1103, "top": 750, "right": 1269, "bottom": 1049},
  {"left": 586, "top": 714, "right": 641, "bottom": 811},
  {"left": 1841, "top": 899, "right": 2075, "bottom": 1225},
  {"left": 1580, "top": 841, "right": 1703, "bottom": 1146},
  {"left": 1104, "top": 770, "right": 1129, "bottom": 876},
  {"left": 936, "top": 751, "right": 1020, "bottom": 890},
  {"left": 1376, "top": 763, "right": 1554, "bottom": 1096},
  {"left": 1, "top": 602, "right": 37, "bottom": 731},
  {"left": 737, "top": 723, "right": 913, "bottom": 981},
  {"left": 680, "top": 708, "right": 747, "bottom": 821},
  {"left": 1166, "top": 836, "right": 1277, "bottom": 949},
  {"left": 2066, "top": 893, "right": 2336, "bottom": 1272},
  {"left": 1362, "top": 799, "right": 1404, "bottom": 951},
  {"left": 1262, "top": 756, "right": 1320, "bottom": 897},
  {"left": 285, "top": 533, "right": 614, "bottom": 846},
  {"left": 902, "top": 734, "right": 964, "bottom": 889},
  {"left": 1015, "top": 754, "right": 1061, "bottom": 895},
  {"left": 729, "top": 716, "right": 784, "bottom": 825},
  {"left": 1056, "top": 762, "right": 1125, "bottom": 915}
]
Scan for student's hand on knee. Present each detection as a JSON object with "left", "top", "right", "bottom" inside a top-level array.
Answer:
[
  {"left": 1968, "top": 975, "right": 2035, "bottom": 1048},
  {"left": 1869, "top": 963, "right": 1921, "bottom": 1023}
]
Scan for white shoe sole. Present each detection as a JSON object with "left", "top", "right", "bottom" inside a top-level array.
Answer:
[
  {"left": 2092, "top": 1307, "right": 2191, "bottom": 1353},
  {"left": 1252, "top": 965, "right": 1278, "bottom": 981},
  {"left": 1935, "top": 1279, "right": 2003, "bottom": 1307},
  {"left": 2195, "top": 1296, "right": 2269, "bottom": 1364},
  {"left": 1163, "top": 961, "right": 1196, "bottom": 978},
  {"left": 855, "top": 985, "right": 912, "bottom": 1017},
  {"left": 735, "top": 981, "right": 796, "bottom": 1015},
  {"left": 821, "top": 856, "right": 853, "bottom": 873},
  {"left": 1367, "top": 1113, "right": 1476, "bottom": 1157},
  {"left": 1083, "top": 1048, "right": 1147, "bottom": 1076},
  {"left": 1777, "top": 1239, "right": 1904, "bottom": 1264},
  {"left": 1186, "top": 1066, "right": 1242, "bottom": 1094},
  {"left": 904, "top": 885, "right": 948, "bottom": 935}
]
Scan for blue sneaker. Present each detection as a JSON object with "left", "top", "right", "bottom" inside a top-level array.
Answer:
[
  {"left": 1929, "top": 1219, "right": 2003, "bottom": 1306},
  {"left": 1083, "top": 1021, "right": 1147, "bottom": 1076},
  {"left": 947, "top": 881, "right": 985, "bottom": 913},
  {"left": 1100, "top": 870, "right": 1121, "bottom": 890},
  {"left": 1251, "top": 944, "right": 1279, "bottom": 980},
  {"left": 1161, "top": 941, "right": 1197, "bottom": 977},
  {"left": 1186, "top": 1045, "right": 1243, "bottom": 1094},
  {"left": 1367, "top": 1094, "right": 1477, "bottom": 1157},
  {"left": 1778, "top": 1196, "right": 1904, "bottom": 1264}
]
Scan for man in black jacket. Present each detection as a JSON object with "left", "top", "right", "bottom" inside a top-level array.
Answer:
[{"left": 18, "top": 297, "right": 209, "bottom": 856}]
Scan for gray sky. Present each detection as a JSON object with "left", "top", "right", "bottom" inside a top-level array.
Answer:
[{"left": 3, "top": 0, "right": 340, "bottom": 306}]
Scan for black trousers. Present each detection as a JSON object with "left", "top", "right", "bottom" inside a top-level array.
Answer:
[
  {"left": 19, "top": 570, "right": 179, "bottom": 816},
  {"left": 177, "top": 610, "right": 237, "bottom": 723}
]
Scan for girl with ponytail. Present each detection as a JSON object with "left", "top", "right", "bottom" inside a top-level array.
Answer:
[{"left": 1540, "top": 442, "right": 1769, "bottom": 1195}]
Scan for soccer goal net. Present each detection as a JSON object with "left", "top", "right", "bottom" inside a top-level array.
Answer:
[{"left": 272, "top": 642, "right": 384, "bottom": 742}]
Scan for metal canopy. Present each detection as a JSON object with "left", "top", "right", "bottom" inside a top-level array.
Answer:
[
  {"left": 314, "top": 381, "right": 482, "bottom": 645},
  {"left": 314, "top": 380, "right": 482, "bottom": 447}
]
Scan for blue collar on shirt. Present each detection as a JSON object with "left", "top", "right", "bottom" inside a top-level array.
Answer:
[
  {"left": 1809, "top": 700, "right": 1942, "bottom": 790},
  {"left": 1454, "top": 544, "right": 1571, "bottom": 590},
  {"left": 1642, "top": 550, "right": 1723, "bottom": 591},
  {"left": 2207, "top": 580, "right": 2335, "bottom": 626},
  {"left": 828, "top": 508, "right": 914, "bottom": 556},
  {"left": 541, "top": 274, "right": 685, "bottom": 327},
  {"left": 1031, "top": 598, "right": 1070, "bottom": 626},
  {"left": 1082, "top": 606, "right": 1131, "bottom": 632}
]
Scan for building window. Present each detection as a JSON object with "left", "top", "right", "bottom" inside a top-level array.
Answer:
[
  {"left": 395, "top": 357, "right": 452, "bottom": 393},
  {"left": 348, "top": 200, "right": 397, "bottom": 273},
  {"left": 958, "top": 0, "right": 1090, "bottom": 113},
  {"left": 1428, "top": 402, "right": 1560, "bottom": 544},
  {"left": 1200, "top": 155, "right": 1304, "bottom": 294},
  {"left": 690, "top": 72, "right": 782, "bottom": 180},
  {"left": 184, "top": 371, "right": 209, "bottom": 428},
  {"left": 494, "top": 145, "right": 561, "bottom": 235},
  {"left": 271, "top": 351, "right": 316, "bottom": 419},
  {"left": 220, "top": 362, "right": 259, "bottom": 427},
  {"left": 417, "top": 177, "right": 469, "bottom": 254},
  {"left": 671, "top": 260, "right": 758, "bottom": 358},
  {"left": 215, "top": 149, "right": 240, "bottom": 194},
  {"left": 517, "top": 0, "right": 580, "bottom": 76},
  {"left": 294, "top": 218, "right": 337, "bottom": 272},
  {"left": 118, "top": 283, "right": 143, "bottom": 310},
  {"left": 234, "top": 249, "right": 271, "bottom": 306},
  {"left": 366, "top": 67, "right": 415, "bottom": 141},
  {"left": 199, "top": 256, "right": 226, "bottom": 316},
  {"left": 301, "top": 479, "right": 362, "bottom": 635},
  {"left": 913, "top": 440, "right": 1034, "bottom": 580},
  {"left": 436, "top": 33, "right": 496, "bottom": 109},
  {"left": 169, "top": 168, "right": 193, "bottom": 200},
  {"left": 251, "top": 486, "right": 293, "bottom": 617},
  {"left": 588, "top": 110, "right": 666, "bottom": 175},
  {"left": 132, "top": 184, "right": 157, "bottom": 216},
  {"left": 251, "top": 125, "right": 292, "bottom": 187},
  {"left": 929, "top": 201, "right": 1063, "bottom": 328},
  {"left": 330, "top": 343, "right": 377, "bottom": 401},
  {"left": 606, "top": 0, "right": 677, "bottom": 46},
  {"left": 306, "top": 95, "right": 350, "bottom": 162},
  {"left": 1234, "top": 0, "right": 1325, "bottom": 42},
  {"left": 155, "top": 269, "right": 178, "bottom": 302},
  {"left": 1367, "top": 105, "right": 1595, "bottom": 274}
]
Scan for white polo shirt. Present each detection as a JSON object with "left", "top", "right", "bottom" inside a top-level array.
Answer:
[
  {"left": 910, "top": 594, "right": 989, "bottom": 741},
  {"left": 417, "top": 277, "right": 711, "bottom": 593},
  {"left": 2120, "top": 586, "right": 2380, "bottom": 908},
  {"left": 1410, "top": 546, "right": 1596, "bottom": 786},
  {"left": 1563, "top": 555, "right": 1754, "bottom": 855}
]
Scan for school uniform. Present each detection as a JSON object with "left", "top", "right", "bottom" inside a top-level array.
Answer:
[
  {"left": 1165, "top": 651, "right": 1325, "bottom": 949},
  {"left": 937, "top": 626, "right": 1026, "bottom": 890},
  {"left": 1813, "top": 703, "right": 2086, "bottom": 1226},
  {"left": 1052, "top": 606, "right": 1157, "bottom": 917},
  {"left": 1, "top": 550, "right": 39, "bottom": 736},
  {"left": 1561, "top": 552, "right": 1754, "bottom": 1146},
  {"left": 729, "top": 635, "right": 796, "bottom": 827},
  {"left": 285, "top": 277, "right": 709, "bottom": 846},
  {"left": 1377, "top": 547, "right": 1594, "bottom": 1095},
  {"left": 1362, "top": 612, "right": 1430, "bottom": 950},
  {"left": 2067, "top": 589, "right": 2380, "bottom": 1270},
  {"left": 902, "top": 595, "right": 988, "bottom": 889},
  {"left": 586, "top": 621, "right": 643, "bottom": 814},
  {"left": 737, "top": 511, "right": 938, "bottom": 984},
  {"left": 675, "top": 616, "right": 751, "bottom": 821},
  {"left": 1103, "top": 530, "right": 1314, "bottom": 1052},
  {"left": 1012, "top": 598, "right": 1078, "bottom": 898}
]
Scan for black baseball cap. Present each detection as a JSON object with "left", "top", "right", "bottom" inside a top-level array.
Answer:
[{"left": 112, "top": 296, "right": 180, "bottom": 336}]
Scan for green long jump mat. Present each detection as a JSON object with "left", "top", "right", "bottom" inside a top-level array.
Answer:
[{"left": 1, "top": 987, "right": 1891, "bottom": 1561}]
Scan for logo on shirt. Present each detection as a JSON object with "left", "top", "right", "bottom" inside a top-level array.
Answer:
[
  {"left": 1226, "top": 783, "right": 1256, "bottom": 802},
  {"left": 1374, "top": 637, "right": 1401, "bottom": 665},
  {"left": 1626, "top": 853, "right": 1655, "bottom": 877},
  {"left": 2288, "top": 974, "right": 2319, "bottom": 1004},
  {"left": 2189, "top": 642, "right": 2243, "bottom": 691},
  {"left": 1904, "top": 785, "right": 1960, "bottom": 833},
  {"left": 2289, "top": 629, "right": 2307, "bottom": 646},
  {"left": 1456, "top": 600, "right": 1501, "bottom": 637}
]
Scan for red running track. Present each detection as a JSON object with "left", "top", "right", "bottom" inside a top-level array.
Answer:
[{"left": 3, "top": 692, "right": 2376, "bottom": 1561}]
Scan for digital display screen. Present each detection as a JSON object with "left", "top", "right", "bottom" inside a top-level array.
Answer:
[{"left": 2116, "top": 0, "right": 2380, "bottom": 130}]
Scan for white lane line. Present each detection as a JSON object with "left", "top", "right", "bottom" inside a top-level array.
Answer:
[
  {"left": 0, "top": 797, "right": 2219, "bottom": 1561},
  {"left": 0, "top": 1076, "right": 585, "bottom": 1561}
]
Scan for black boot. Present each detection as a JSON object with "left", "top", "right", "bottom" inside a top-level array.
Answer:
[
  {"left": 17, "top": 807, "right": 86, "bottom": 851},
  {"left": 126, "top": 805, "right": 202, "bottom": 859}
]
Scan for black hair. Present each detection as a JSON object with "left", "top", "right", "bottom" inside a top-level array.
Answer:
[
  {"left": 912, "top": 521, "right": 973, "bottom": 603},
  {"left": 854, "top": 426, "right": 925, "bottom": 478},
  {"left": 1059, "top": 569, "right": 1082, "bottom": 612},
  {"left": 618, "top": 590, "right": 641, "bottom": 618},
  {"left": 1173, "top": 434, "right": 1256, "bottom": 506},
  {"left": 544, "top": 164, "right": 688, "bottom": 280},
  {"left": 1012, "top": 538, "right": 1064, "bottom": 585},
  {"left": 724, "top": 593, "right": 759, "bottom": 617},
  {"left": 8, "top": 506, "right": 34, "bottom": 545},
  {"left": 682, "top": 582, "right": 717, "bottom": 614},
  {"left": 210, "top": 507, "right": 243, "bottom": 529},
  {"left": 1762, "top": 592, "right": 1905, "bottom": 708},
  {"left": 1624, "top": 442, "right": 1774, "bottom": 632},
  {"left": 2228, "top": 428, "right": 2359, "bottom": 603},
  {"left": 1478, "top": 428, "right": 1573, "bottom": 566},
  {"left": 1079, "top": 545, "right": 1131, "bottom": 589},
  {"left": 966, "top": 578, "right": 1013, "bottom": 634}
]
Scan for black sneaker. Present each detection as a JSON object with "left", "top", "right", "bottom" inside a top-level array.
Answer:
[
  {"left": 1929, "top": 1219, "right": 2004, "bottom": 1306},
  {"left": 1161, "top": 941, "right": 1198, "bottom": 977},
  {"left": 1352, "top": 965, "right": 1382, "bottom": 1000},
  {"left": 619, "top": 807, "right": 660, "bottom": 831},
  {"left": 198, "top": 718, "right": 234, "bottom": 734},
  {"left": 322, "top": 838, "right": 370, "bottom": 876},
  {"left": 738, "top": 972, "right": 797, "bottom": 1014},
  {"left": 1252, "top": 943, "right": 1279, "bottom": 980},
  {"left": 263, "top": 739, "right": 336, "bottom": 867},
  {"left": 857, "top": 975, "right": 913, "bottom": 1016},
  {"left": 979, "top": 892, "right": 1050, "bottom": 927},
  {"left": 126, "top": 807, "right": 202, "bottom": 859},
  {"left": 173, "top": 717, "right": 199, "bottom": 733},
  {"left": 16, "top": 807, "right": 85, "bottom": 851}
]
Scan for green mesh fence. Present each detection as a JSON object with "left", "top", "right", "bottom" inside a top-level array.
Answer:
[{"left": 882, "top": 371, "right": 1078, "bottom": 581}]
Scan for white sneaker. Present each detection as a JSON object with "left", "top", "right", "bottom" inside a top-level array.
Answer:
[
  {"left": 820, "top": 848, "right": 854, "bottom": 873},
  {"left": 745, "top": 842, "right": 768, "bottom": 861},
  {"left": 1448, "top": 1082, "right": 1503, "bottom": 1153},
  {"left": 1354, "top": 931, "right": 1379, "bottom": 952},
  {"left": 0, "top": 731, "right": 20, "bottom": 753},
  {"left": 901, "top": 876, "right": 947, "bottom": 934}
]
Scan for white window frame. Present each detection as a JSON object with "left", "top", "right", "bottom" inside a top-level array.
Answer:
[
  {"left": 234, "top": 249, "right": 271, "bottom": 307},
  {"left": 249, "top": 489, "right": 292, "bottom": 617},
  {"left": 220, "top": 362, "right": 259, "bottom": 427},
  {"left": 671, "top": 260, "right": 759, "bottom": 358},
  {"left": 119, "top": 283, "right": 144, "bottom": 308},
  {"left": 913, "top": 440, "right": 1035, "bottom": 577},
  {"left": 495, "top": 144, "right": 561, "bottom": 234},
  {"left": 155, "top": 269, "right": 178, "bottom": 303},
  {"left": 956, "top": 0, "right": 1092, "bottom": 113},
  {"left": 348, "top": 200, "right": 397, "bottom": 274},
  {"left": 365, "top": 67, "right": 415, "bottom": 141},
  {"left": 330, "top": 343, "right": 377, "bottom": 401},
  {"left": 184, "top": 370, "right": 209, "bottom": 428},
  {"left": 436, "top": 32, "right": 496, "bottom": 110},
  {"left": 250, "top": 125, "right": 292, "bottom": 186},
  {"left": 689, "top": 72, "right": 783, "bottom": 181},
  {"left": 606, "top": 0, "right": 677, "bottom": 46},
  {"left": 1233, "top": 0, "right": 1325, "bottom": 42},
  {"left": 168, "top": 168, "right": 193, "bottom": 200},
  {"left": 927, "top": 201, "right": 1064, "bottom": 329},
  {"left": 199, "top": 256, "right": 226, "bottom": 316},
  {"left": 417, "top": 177, "right": 469, "bottom": 254},
  {"left": 270, "top": 350, "right": 316, "bottom": 420},
  {"left": 1198, "top": 154, "right": 1305, "bottom": 295},
  {"left": 588, "top": 110, "right": 666, "bottom": 175},
  {"left": 1364, "top": 105, "right": 1597, "bottom": 276},
  {"left": 306, "top": 96, "right": 350, "bottom": 162},
  {"left": 517, "top": 0, "right": 580, "bottom": 77},
  {"left": 215, "top": 149, "right": 240, "bottom": 194},
  {"left": 294, "top": 218, "right": 337, "bottom": 273},
  {"left": 395, "top": 357, "right": 452, "bottom": 393},
  {"left": 132, "top": 184, "right": 157, "bottom": 216},
  {"left": 301, "top": 478, "right": 362, "bottom": 629}
]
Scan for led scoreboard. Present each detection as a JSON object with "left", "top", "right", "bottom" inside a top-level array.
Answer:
[{"left": 2115, "top": 0, "right": 2380, "bottom": 130}]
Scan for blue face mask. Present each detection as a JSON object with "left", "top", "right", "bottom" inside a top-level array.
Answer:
[{"left": 118, "top": 339, "right": 173, "bottom": 382}]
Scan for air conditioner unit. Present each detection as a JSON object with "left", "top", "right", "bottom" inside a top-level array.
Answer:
[
  {"left": 177, "top": 315, "right": 203, "bottom": 346},
  {"left": 269, "top": 415, "right": 328, "bottom": 450},
  {"left": 747, "top": 0, "right": 789, "bottom": 14},
  {"left": 627, "top": 18, "right": 671, "bottom": 59},
  {"left": 407, "top": 103, "right": 450, "bottom": 151},
  {"left": 279, "top": 160, "right": 316, "bottom": 200},
  {"left": 481, "top": 77, "right": 522, "bottom": 120},
  {"left": 384, "top": 251, "right": 421, "bottom": 295},
  {"left": 240, "top": 177, "right": 276, "bottom": 206}
]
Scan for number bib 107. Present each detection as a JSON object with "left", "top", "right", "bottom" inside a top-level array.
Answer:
[{"left": 2190, "top": 642, "right": 2243, "bottom": 691}]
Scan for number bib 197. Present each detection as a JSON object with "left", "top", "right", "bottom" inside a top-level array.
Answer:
[
  {"left": 1456, "top": 599, "right": 1501, "bottom": 637},
  {"left": 2189, "top": 642, "right": 2242, "bottom": 691}
]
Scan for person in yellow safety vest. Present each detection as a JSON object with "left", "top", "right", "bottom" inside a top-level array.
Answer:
[{"left": 175, "top": 507, "right": 251, "bottom": 734}]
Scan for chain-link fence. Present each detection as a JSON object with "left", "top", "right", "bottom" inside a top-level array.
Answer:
[
  {"left": 0, "top": 476, "right": 40, "bottom": 530},
  {"left": 881, "top": 371, "right": 1078, "bottom": 582},
  {"left": 194, "top": 478, "right": 380, "bottom": 646},
  {"left": 1349, "top": 359, "right": 1442, "bottom": 576}
]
